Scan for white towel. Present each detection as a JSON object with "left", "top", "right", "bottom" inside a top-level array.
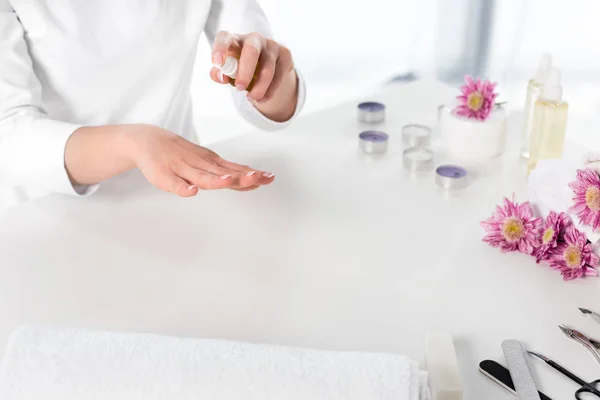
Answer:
[
  {"left": 529, "top": 157, "right": 600, "bottom": 253},
  {"left": 0, "top": 326, "right": 429, "bottom": 400}
]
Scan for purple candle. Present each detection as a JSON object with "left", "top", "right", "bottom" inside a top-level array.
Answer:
[
  {"left": 358, "top": 102, "right": 385, "bottom": 112},
  {"left": 435, "top": 165, "right": 468, "bottom": 189},
  {"left": 359, "top": 131, "right": 389, "bottom": 154},
  {"left": 357, "top": 101, "right": 385, "bottom": 124}
]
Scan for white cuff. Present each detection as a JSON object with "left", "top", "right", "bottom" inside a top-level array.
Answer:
[
  {"left": 232, "top": 68, "right": 307, "bottom": 131},
  {"left": 3, "top": 118, "right": 98, "bottom": 197}
]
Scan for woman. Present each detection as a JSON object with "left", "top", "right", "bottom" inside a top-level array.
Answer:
[{"left": 0, "top": 1, "right": 305, "bottom": 208}]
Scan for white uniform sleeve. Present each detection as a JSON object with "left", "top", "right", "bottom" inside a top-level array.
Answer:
[
  {"left": 204, "top": 0, "right": 306, "bottom": 131},
  {"left": 0, "top": 1, "right": 95, "bottom": 196}
]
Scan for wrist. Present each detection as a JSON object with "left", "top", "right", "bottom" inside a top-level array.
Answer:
[
  {"left": 64, "top": 124, "right": 141, "bottom": 186},
  {"left": 117, "top": 124, "right": 150, "bottom": 169},
  {"left": 254, "top": 69, "right": 298, "bottom": 122}
]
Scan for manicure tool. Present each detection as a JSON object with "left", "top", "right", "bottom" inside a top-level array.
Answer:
[
  {"left": 580, "top": 308, "right": 600, "bottom": 325},
  {"left": 528, "top": 351, "right": 600, "bottom": 399},
  {"left": 501, "top": 339, "right": 541, "bottom": 400},
  {"left": 559, "top": 324, "right": 600, "bottom": 364},
  {"left": 479, "top": 360, "right": 551, "bottom": 400}
]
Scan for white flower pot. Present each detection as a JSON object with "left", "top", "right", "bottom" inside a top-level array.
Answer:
[{"left": 440, "top": 106, "right": 507, "bottom": 161}]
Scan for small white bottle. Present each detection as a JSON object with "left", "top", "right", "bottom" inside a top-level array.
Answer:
[
  {"left": 215, "top": 56, "right": 257, "bottom": 90},
  {"left": 520, "top": 53, "right": 552, "bottom": 159},
  {"left": 217, "top": 56, "right": 239, "bottom": 79},
  {"left": 528, "top": 68, "right": 568, "bottom": 173}
]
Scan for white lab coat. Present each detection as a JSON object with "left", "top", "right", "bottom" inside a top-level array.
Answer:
[{"left": 0, "top": 0, "right": 306, "bottom": 211}]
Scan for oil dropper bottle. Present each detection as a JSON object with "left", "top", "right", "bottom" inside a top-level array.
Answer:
[
  {"left": 216, "top": 56, "right": 257, "bottom": 91},
  {"left": 527, "top": 68, "right": 568, "bottom": 173},
  {"left": 520, "top": 53, "right": 552, "bottom": 158}
]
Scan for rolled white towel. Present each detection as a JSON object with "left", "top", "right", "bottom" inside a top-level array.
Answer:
[
  {"left": 0, "top": 326, "right": 428, "bottom": 400},
  {"left": 528, "top": 157, "right": 600, "bottom": 252},
  {"left": 582, "top": 152, "right": 600, "bottom": 173}
]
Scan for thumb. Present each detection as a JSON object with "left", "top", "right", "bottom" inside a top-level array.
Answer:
[{"left": 210, "top": 66, "right": 231, "bottom": 85}]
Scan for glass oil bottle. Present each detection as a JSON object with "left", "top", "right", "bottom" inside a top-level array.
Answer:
[
  {"left": 520, "top": 53, "right": 552, "bottom": 158},
  {"left": 528, "top": 69, "right": 568, "bottom": 173}
]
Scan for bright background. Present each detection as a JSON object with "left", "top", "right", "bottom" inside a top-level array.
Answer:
[{"left": 191, "top": 0, "right": 600, "bottom": 148}]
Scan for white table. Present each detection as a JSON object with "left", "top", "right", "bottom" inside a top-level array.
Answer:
[{"left": 0, "top": 80, "right": 597, "bottom": 399}]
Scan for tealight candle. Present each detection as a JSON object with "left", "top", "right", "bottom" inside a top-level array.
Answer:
[
  {"left": 401, "top": 124, "right": 431, "bottom": 148},
  {"left": 359, "top": 131, "right": 388, "bottom": 154},
  {"left": 357, "top": 102, "right": 385, "bottom": 124},
  {"left": 435, "top": 165, "right": 469, "bottom": 190},
  {"left": 403, "top": 148, "right": 434, "bottom": 171}
]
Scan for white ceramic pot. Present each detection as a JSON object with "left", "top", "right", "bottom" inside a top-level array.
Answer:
[{"left": 441, "top": 106, "right": 507, "bottom": 161}]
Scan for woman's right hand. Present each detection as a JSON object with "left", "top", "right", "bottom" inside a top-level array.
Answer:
[{"left": 128, "top": 125, "right": 274, "bottom": 196}]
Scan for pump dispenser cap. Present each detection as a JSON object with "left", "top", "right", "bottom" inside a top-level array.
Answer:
[
  {"left": 542, "top": 68, "right": 562, "bottom": 102},
  {"left": 534, "top": 53, "right": 552, "bottom": 84},
  {"left": 218, "top": 56, "right": 238, "bottom": 79}
]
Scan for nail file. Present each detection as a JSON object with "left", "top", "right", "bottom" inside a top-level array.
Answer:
[
  {"left": 478, "top": 360, "right": 552, "bottom": 400},
  {"left": 501, "top": 339, "right": 541, "bottom": 400}
]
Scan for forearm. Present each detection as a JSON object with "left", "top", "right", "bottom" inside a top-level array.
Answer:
[
  {"left": 65, "top": 124, "right": 136, "bottom": 185},
  {"left": 252, "top": 69, "right": 299, "bottom": 122}
]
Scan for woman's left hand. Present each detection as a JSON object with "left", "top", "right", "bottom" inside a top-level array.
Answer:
[{"left": 210, "top": 31, "right": 298, "bottom": 122}]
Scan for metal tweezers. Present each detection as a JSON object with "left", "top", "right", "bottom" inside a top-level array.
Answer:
[{"left": 559, "top": 324, "right": 600, "bottom": 364}]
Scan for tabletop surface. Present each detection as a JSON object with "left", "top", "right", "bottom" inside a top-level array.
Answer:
[{"left": 0, "top": 80, "right": 598, "bottom": 399}]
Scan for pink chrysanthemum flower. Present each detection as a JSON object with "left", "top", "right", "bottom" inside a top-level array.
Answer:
[
  {"left": 549, "top": 226, "right": 599, "bottom": 280},
  {"left": 532, "top": 211, "right": 572, "bottom": 263},
  {"left": 568, "top": 168, "right": 600, "bottom": 230},
  {"left": 481, "top": 196, "right": 541, "bottom": 254},
  {"left": 456, "top": 75, "right": 498, "bottom": 121}
]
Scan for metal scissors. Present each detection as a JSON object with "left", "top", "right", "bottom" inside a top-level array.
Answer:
[
  {"left": 580, "top": 307, "right": 600, "bottom": 325},
  {"left": 529, "top": 351, "right": 600, "bottom": 399},
  {"left": 559, "top": 324, "right": 600, "bottom": 364}
]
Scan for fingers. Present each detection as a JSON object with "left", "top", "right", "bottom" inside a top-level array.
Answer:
[
  {"left": 181, "top": 143, "right": 270, "bottom": 189},
  {"left": 175, "top": 163, "right": 237, "bottom": 191},
  {"left": 176, "top": 160, "right": 266, "bottom": 190},
  {"left": 246, "top": 41, "right": 278, "bottom": 101},
  {"left": 216, "top": 158, "right": 275, "bottom": 186},
  {"left": 183, "top": 150, "right": 259, "bottom": 189},
  {"left": 232, "top": 185, "right": 260, "bottom": 192},
  {"left": 235, "top": 33, "right": 264, "bottom": 91},
  {"left": 237, "top": 170, "right": 267, "bottom": 188},
  {"left": 212, "top": 31, "right": 239, "bottom": 66},
  {"left": 210, "top": 67, "right": 231, "bottom": 85},
  {"left": 163, "top": 174, "right": 199, "bottom": 197},
  {"left": 211, "top": 32, "right": 295, "bottom": 105},
  {"left": 260, "top": 46, "right": 294, "bottom": 103}
]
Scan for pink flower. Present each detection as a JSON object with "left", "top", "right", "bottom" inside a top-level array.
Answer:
[
  {"left": 532, "top": 211, "right": 573, "bottom": 263},
  {"left": 569, "top": 168, "right": 600, "bottom": 230},
  {"left": 455, "top": 75, "right": 498, "bottom": 121},
  {"left": 481, "top": 196, "right": 541, "bottom": 254},
  {"left": 549, "top": 226, "right": 599, "bottom": 280}
]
